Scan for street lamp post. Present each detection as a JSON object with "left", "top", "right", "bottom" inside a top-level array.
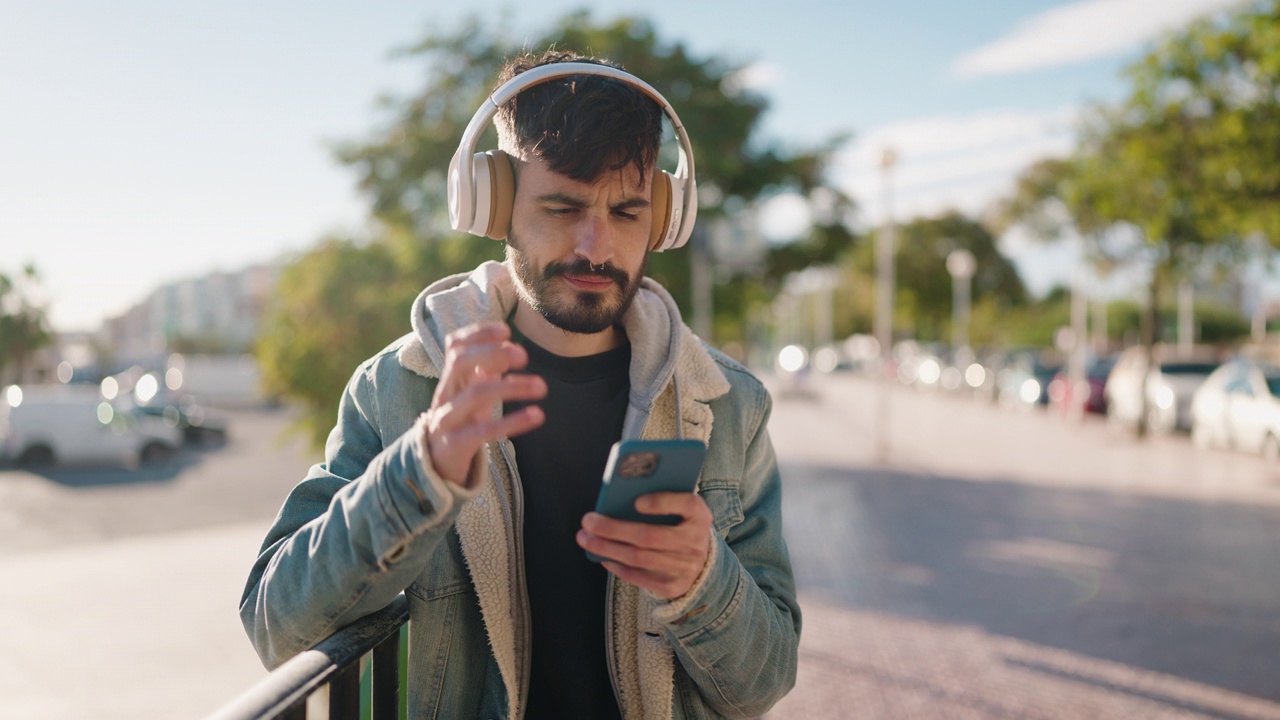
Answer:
[
  {"left": 945, "top": 248, "right": 976, "bottom": 359},
  {"left": 875, "top": 149, "right": 898, "bottom": 371},
  {"left": 874, "top": 148, "right": 897, "bottom": 464}
]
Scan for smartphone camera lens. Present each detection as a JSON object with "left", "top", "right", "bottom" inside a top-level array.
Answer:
[{"left": 618, "top": 451, "right": 659, "bottom": 478}]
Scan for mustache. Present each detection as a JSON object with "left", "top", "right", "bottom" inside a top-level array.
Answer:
[{"left": 544, "top": 258, "right": 629, "bottom": 286}]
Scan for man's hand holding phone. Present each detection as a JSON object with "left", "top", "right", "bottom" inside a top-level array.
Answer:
[
  {"left": 576, "top": 439, "right": 712, "bottom": 600},
  {"left": 423, "top": 323, "right": 547, "bottom": 488},
  {"left": 577, "top": 493, "right": 713, "bottom": 600}
]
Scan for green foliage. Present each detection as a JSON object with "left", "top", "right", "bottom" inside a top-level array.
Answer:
[
  {"left": 256, "top": 237, "right": 434, "bottom": 449},
  {"left": 1126, "top": 0, "right": 1280, "bottom": 244},
  {"left": 0, "top": 265, "right": 52, "bottom": 385},
  {"left": 1001, "top": 294, "right": 1071, "bottom": 348},
  {"left": 845, "top": 211, "right": 1027, "bottom": 342}
]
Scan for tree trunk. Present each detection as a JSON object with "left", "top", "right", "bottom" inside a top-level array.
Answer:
[{"left": 1137, "top": 272, "right": 1160, "bottom": 438}]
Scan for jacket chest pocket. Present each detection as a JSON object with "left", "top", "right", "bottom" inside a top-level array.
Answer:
[{"left": 697, "top": 480, "right": 743, "bottom": 536}]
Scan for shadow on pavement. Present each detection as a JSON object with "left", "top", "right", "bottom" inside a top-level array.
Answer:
[{"left": 781, "top": 460, "right": 1280, "bottom": 703}]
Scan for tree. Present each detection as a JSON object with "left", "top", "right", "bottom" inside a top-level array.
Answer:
[
  {"left": 999, "top": 0, "right": 1280, "bottom": 435},
  {"left": 258, "top": 11, "right": 848, "bottom": 449},
  {"left": 257, "top": 237, "right": 414, "bottom": 449},
  {"left": 845, "top": 211, "right": 1027, "bottom": 344},
  {"left": 0, "top": 265, "right": 52, "bottom": 386}
]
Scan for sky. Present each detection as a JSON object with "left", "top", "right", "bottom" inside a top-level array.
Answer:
[{"left": 0, "top": 0, "right": 1254, "bottom": 333}]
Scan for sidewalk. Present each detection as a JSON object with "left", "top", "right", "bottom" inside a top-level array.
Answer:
[{"left": 0, "top": 522, "right": 270, "bottom": 720}]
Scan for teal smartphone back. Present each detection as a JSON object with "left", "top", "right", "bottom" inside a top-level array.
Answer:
[{"left": 592, "top": 439, "right": 707, "bottom": 525}]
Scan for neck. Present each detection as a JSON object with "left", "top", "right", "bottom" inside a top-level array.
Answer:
[{"left": 512, "top": 302, "right": 624, "bottom": 357}]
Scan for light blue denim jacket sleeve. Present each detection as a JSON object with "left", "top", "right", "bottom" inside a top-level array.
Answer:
[{"left": 239, "top": 353, "right": 459, "bottom": 669}]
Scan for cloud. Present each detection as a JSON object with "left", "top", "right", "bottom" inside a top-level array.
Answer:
[
  {"left": 721, "top": 60, "right": 783, "bottom": 95},
  {"left": 834, "top": 106, "right": 1078, "bottom": 227},
  {"left": 951, "top": 0, "right": 1249, "bottom": 79}
]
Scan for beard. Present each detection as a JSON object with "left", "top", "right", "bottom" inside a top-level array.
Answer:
[{"left": 506, "top": 232, "right": 647, "bottom": 335}]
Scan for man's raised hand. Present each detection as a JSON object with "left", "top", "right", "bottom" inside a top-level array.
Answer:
[{"left": 423, "top": 322, "right": 546, "bottom": 487}]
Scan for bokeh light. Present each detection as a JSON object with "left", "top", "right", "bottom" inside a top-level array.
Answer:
[{"left": 778, "top": 345, "right": 808, "bottom": 373}]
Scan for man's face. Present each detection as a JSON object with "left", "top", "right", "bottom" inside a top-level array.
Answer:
[{"left": 506, "top": 156, "right": 653, "bottom": 335}]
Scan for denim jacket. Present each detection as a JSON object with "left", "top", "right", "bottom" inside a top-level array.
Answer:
[{"left": 240, "top": 261, "right": 800, "bottom": 719}]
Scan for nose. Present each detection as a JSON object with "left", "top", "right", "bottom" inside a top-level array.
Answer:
[{"left": 573, "top": 213, "right": 614, "bottom": 267}]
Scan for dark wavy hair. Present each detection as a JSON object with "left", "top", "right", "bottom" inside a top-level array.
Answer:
[{"left": 494, "top": 49, "right": 663, "bottom": 189}]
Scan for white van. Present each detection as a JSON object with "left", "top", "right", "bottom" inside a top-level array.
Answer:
[{"left": 0, "top": 384, "right": 183, "bottom": 467}]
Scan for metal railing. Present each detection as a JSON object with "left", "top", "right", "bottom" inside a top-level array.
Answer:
[{"left": 207, "top": 595, "right": 409, "bottom": 720}]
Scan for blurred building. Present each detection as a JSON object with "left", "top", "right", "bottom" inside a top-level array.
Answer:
[{"left": 97, "top": 263, "right": 280, "bottom": 370}]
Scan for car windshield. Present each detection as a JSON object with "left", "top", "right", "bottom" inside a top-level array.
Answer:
[
  {"left": 1160, "top": 362, "right": 1218, "bottom": 375},
  {"left": 1088, "top": 358, "right": 1116, "bottom": 375}
]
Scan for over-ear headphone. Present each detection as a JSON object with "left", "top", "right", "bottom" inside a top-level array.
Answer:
[{"left": 447, "top": 62, "right": 698, "bottom": 252}]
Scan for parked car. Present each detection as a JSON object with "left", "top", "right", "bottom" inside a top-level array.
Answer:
[
  {"left": 129, "top": 396, "right": 228, "bottom": 446},
  {"left": 0, "top": 384, "right": 182, "bottom": 467},
  {"left": 1047, "top": 355, "right": 1118, "bottom": 416},
  {"left": 995, "top": 349, "right": 1061, "bottom": 409},
  {"left": 1105, "top": 346, "right": 1219, "bottom": 433},
  {"left": 1189, "top": 359, "right": 1280, "bottom": 458},
  {"left": 117, "top": 370, "right": 228, "bottom": 446}
]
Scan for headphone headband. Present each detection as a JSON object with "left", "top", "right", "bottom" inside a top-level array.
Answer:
[{"left": 448, "top": 62, "right": 698, "bottom": 251}]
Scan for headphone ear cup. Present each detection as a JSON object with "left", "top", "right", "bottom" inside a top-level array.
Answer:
[
  {"left": 649, "top": 170, "right": 674, "bottom": 251},
  {"left": 483, "top": 150, "right": 515, "bottom": 240}
]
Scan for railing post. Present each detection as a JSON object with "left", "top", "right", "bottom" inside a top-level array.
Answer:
[
  {"left": 328, "top": 662, "right": 361, "bottom": 720},
  {"left": 371, "top": 631, "right": 401, "bottom": 720}
]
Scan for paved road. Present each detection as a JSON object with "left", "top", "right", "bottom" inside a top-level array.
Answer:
[
  {"left": 0, "top": 407, "right": 315, "bottom": 719},
  {"left": 2, "top": 377, "right": 1280, "bottom": 719},
  {"left": 764, "top": 373, "right": 1280, "bottom": 720}
]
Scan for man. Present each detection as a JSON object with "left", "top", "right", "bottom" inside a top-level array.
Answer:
[{"left": 240, "top": 49, "right": 800, "bottom": 719}]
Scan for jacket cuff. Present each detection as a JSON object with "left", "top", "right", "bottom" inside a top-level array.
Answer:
[
  {"left": 650, "top": 526, "right": 722, "bottom": 624},
  {"left": 406, "top": 413, "right": 484, "bottom": 521}
]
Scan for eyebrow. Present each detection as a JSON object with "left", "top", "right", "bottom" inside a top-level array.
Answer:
[{"left": 534, "top": 192, "right": 651, "bottom": 211}]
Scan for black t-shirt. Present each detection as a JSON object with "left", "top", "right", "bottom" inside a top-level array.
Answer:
[{"left": 504, "top": 326, "right": 629, "bottom": 720}]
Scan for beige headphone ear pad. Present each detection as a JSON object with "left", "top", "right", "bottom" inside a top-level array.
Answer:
[
  {"left": 485, "top": 150, "right": 515, "bottom": 240},
  {"left": 649, "top": 170, "right": 674, "bottom": 251}
]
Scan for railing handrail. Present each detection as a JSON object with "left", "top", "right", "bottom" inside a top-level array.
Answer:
[{"left": 206, "top": 594, "right": 409, "bottom": 720}]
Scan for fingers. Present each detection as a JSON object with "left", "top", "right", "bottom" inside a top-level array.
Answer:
[
  {"left": 431, "top": 373, "right": 547, "bottom": 432},
  {"left": 425, "top": 322, "right": 547, "bottom": 486},
  {"left": 632, "top": 492, "right": 712, "bottom": 522},
  {"left": 576, "top": 493, "right": 713, "bottom": 598},
  {"left": 579, "top": 511, "right": 697, "bottom": 556},
  {"left": 438, "top": 323, "right": 528, "bottom": 398}
]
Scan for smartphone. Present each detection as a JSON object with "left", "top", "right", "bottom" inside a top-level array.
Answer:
[{"left": 586, "top": 438, "right": 707, "bottom": 563}]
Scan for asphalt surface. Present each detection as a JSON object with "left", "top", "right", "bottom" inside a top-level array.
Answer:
[
  {"left": 2, "top": 375, "right": 1279, "bottom": 719},
  {"left": 764, "top": 374, "right": 1280, "bottom": 720}
]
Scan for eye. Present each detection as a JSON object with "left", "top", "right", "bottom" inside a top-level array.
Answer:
[
  {"left": 546, "top": 206, "right": 577, "bottom": 217},
  {"left": 614, "top": 209, "right": 640, "bottom": 221}
]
